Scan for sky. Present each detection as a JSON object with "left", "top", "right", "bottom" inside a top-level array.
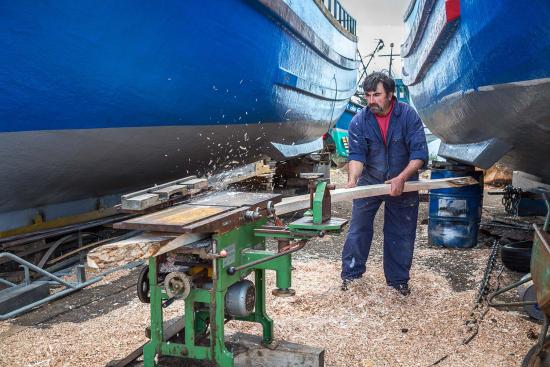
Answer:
[{"left": 339, "top": 0, "right": 410, "bottom": 77}]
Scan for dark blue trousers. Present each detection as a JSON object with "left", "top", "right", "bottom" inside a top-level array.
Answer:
[{"left": 341, "top": 192, "right": 419, "bottom": 287}]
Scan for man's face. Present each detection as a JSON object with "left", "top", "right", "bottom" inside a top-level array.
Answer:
[{"left": 365, "top": 82, "right": 393, "bottom": 115}]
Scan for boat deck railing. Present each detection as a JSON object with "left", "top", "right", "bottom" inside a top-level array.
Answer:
[{"left": 321, "top": 0, "right": 357, "bottom": 35}]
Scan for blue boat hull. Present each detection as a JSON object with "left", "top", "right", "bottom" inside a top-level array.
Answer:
[
  {"left": 402, "top": 0, "right": 550, "bottom": 182},
  {"left": 0, "top": 0, "right": 358, "bottom": 232}
]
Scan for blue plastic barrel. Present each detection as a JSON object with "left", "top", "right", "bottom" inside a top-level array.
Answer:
[{"left": 428, "top": 163, "right": 484, "bottom": 248}]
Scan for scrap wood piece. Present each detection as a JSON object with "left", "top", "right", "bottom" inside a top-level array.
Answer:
[
  {"left": 274, "top": 176, "right": 478, "bottom": 215},
  {"left": 47, "top": 230, "right": 141, "bottom": 266},
  {"left": 87, "top": 232, "right": 206, "bottom": 269},
  {"left": 87, "top": 233, "right": 174, "bottom": 269}
]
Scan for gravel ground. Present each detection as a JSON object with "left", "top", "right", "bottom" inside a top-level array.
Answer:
[{"left": 0, "top": 168, "right": 543, "bottom": 366}]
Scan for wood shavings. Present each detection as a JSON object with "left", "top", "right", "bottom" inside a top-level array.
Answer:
[
  {"left": 226, "top": 260, "right": 535, "bottom": 367},
  {"left": 0, "top": 260, "right": 537, "bottom": 366},
  {"left": 88, "top": 268, "right": 132, "bottom": 288},
  {"left": 0, "top": 269, "right": 185, "bottom": 367}
]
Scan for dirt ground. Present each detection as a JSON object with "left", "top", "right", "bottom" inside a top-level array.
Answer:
[{"left": 0, "top": 168, "right": 544, "bottom": 367}]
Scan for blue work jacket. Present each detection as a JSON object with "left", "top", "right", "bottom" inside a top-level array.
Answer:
[{"left": 348, "top": 98, "right": 429, "bottom": 184}]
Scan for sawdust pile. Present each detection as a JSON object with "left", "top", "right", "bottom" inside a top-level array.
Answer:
[
  {"left": 0, "top": 259, "right": 538, "bottom": 367},
  {"left": 88, "top": 268, "right": 133, "bottom": 288},
  {"left": 228, "top": 260, "right": 536, "bottom": 367},
  {"left": 0, "top": 278, "right": 184, "bottom": 367}
]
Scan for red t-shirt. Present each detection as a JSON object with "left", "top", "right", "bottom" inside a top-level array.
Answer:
[{"left": 374, "top": 100, "right": 395, "bottom": 145}]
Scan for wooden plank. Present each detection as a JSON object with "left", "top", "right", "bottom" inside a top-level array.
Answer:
[
  {"left": 120, "top": 176, "right": 197, "bottom": 200},
  {"left": 182, "top": 207, "right": 249, "bottom": 234},
  {"left": 120, "top": 176, "right": 207, "bottom": 211},
  {"left": 274, "top": 176, "right": 478, "bottom": 215},
  {"left": 86, "top": 232, "right": 207, "bottom": 269},
  {"left": 152, "top": 184, "right": 188, "bottom": 199},
  {"left": 122, "top": 193, "right": 160, "bottom": 211},
  {"left": 181, "top": 178, "right": 208, "bottom": 190},
  {"left": 114, "top": 204, "right": 234, "bottom": 233}
]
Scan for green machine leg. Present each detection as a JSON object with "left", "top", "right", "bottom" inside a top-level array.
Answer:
[
  {"left": 144, "top": 257, "right": 163, "bottom": 367},
  {"left": 253, "top": 268, "right": 274, "bottom": 345},
  {"left": 184, "top": 290, "right": 211, "bottom": 361},
  {"left": 236, "top": 268, "right": 274, "bottom": 345},
  {"left": 210, "top": 287, "right": 233, "bottom": 366}
]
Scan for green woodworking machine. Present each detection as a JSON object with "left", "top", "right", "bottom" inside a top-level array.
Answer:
[{"left": 114, "top": 176, "right": 346, "bottom": 366}]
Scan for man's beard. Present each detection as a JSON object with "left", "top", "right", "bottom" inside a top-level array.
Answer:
[
  {"left": 370, "top": 98, "right": 390, "bottom": 115},
  {"left": 369, "top": 104, "right": 383, "bottom": 114}
]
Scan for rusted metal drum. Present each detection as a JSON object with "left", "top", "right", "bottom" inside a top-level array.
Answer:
[{"left": 531, "top": 225, "right": 550, "bottom": 316}]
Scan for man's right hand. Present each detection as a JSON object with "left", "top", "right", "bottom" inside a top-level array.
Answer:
[{"left": 345, "top": 180, "right": 357, "bottom": 189}]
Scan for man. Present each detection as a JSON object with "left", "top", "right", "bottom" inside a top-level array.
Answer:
[{"left": 341, "top": 72, "right": 428, "bottom": 295}]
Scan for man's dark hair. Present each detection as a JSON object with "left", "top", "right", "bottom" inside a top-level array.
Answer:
[{"left": 362, "top": 72, "right": 395, "bottom": 95}]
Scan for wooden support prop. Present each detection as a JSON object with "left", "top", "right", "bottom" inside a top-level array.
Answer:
[
  {"left": 274, "top": 176, "right": 478, "bottom": 215},
  {"left": 87, "top": 232, "right": 206, "bottom": 269}
]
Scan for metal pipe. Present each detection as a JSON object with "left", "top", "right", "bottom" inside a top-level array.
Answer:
[
  {"left": 22, "top": 265, "right": 31, "bottom": 286},
  {"left": 0, "top": 259, "right": 143, "bottom": 320},
  {"left": 542, "top": 193, "right": 549, "bottom": 231},
  {"left": 76, "top": 265, "right": 86, "bottom": 283},
  {"left": 0, "top": 278, "right": 16, "bottom": 287},
  {"left": 37, "top": 232, "right": 95, "bottom": 269},
  {"left": 488, "top": 275, "right": 537, "bottom": 307},
  {"left": 227, "top": 240, "right": 306, "bottom": 275},
  {"left": 480, "top": 222, "right": 533, "bottom": 231},
  {"left": 0, "top": 252, "right": 76, "bottom": 288}
]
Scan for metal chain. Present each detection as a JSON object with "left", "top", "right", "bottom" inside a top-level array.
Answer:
[
  {"left": 430, "top": 241, "right": 503, "bottom": 365},
  {"left": 502, "top": 184, "right": 522, "bottom": 216},
  {"left": 476, "top": 239, "right": 502, "bottom": 303},
  {"left": 464, "top": 239, "right": 502, "bottom": 344}
]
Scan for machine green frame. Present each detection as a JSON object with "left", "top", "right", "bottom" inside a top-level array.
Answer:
[
  {"left": 141, "top": 180, "right": 346, "bottom": 366},
  {"left": 143, "top": 219, "right": 293, "bottom": 367}
]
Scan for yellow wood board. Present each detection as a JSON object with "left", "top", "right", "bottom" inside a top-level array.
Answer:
[{"left": 122, "top": 204, "right": 232, "bottom": 227}]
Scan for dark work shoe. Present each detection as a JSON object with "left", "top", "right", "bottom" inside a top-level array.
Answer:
[
  {"left": 392, "top": 283, "right": 411, "bottom": 296},
  {"left": 341, "top": 278, "right": 355, "bottom": 291}
]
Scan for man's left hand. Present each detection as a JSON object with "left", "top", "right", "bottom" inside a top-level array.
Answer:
[{"left": 385, "top": 176, "right": 405, "bottom": 197}]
